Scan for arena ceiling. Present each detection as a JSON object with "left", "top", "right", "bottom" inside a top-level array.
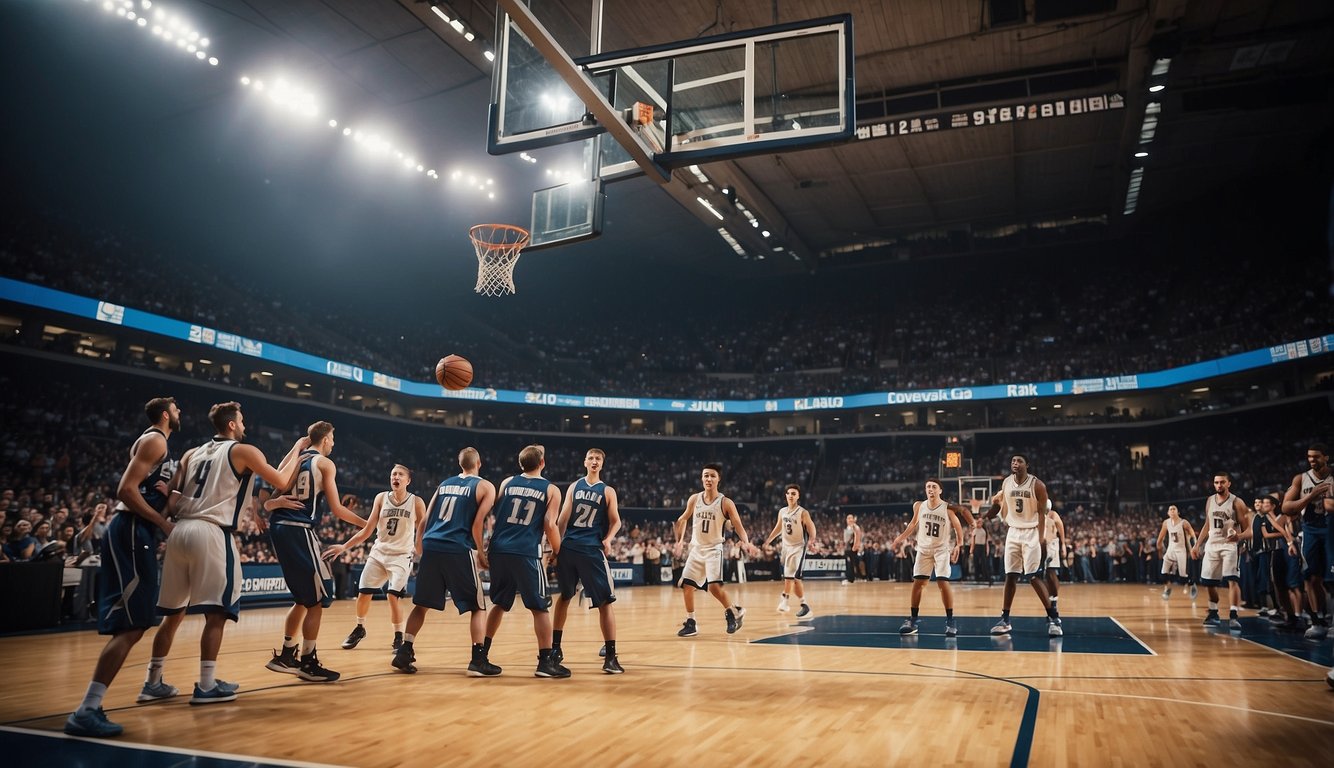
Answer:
[
  {"left": 207, "top": 0, "right": 1333, "bottom": 269},
  {"left": 7, "top": 0, "right": 1333, "bottom": 282}
]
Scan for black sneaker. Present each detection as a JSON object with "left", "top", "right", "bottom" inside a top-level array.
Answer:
[
  {"left": 550, "top": 646, "right": 564, "bottom": 666},
  {"left": 298, "top": 653, "right": 340, "bottom": 682},
  {"left": 265, "top": 646, "right": 302, "bottom": 675},
  {"left": 341, "top": 625, "right": 366, "bottom": 650},
  {"left": 392, "top": 631, "right": 404, "bottom": 651},
  {"left": 677, "top": 618, "right": 698, "bottom": 637},
  {"left": 391, "top": 644, "right": 417, "bottom": 674},
  {"left": 535, "top": 656, "right": 571, "bottom": 678},
  {"left": 467, "top": 658, "right": 502, "bottom": 677},
  {"left": 795, "top": 604, "right": 812, "bottom": 618},
  {"left": 602, "top": 655, "right": 624, "bottom": 674},
  {"left": 725, "top": 606, "right": 745, "bottom": 634}
]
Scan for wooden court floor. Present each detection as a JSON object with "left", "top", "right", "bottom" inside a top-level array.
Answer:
[{"left": 2, "top": 581, "right": 1331, "bottom": 767}]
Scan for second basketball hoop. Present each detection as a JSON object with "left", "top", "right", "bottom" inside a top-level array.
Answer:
[{"left": 469, "top": 223, "right": 530, "bottom": 296}]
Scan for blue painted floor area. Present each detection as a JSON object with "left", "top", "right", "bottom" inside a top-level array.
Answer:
[
  {"left": 1, "top": 727, "right": 292, "bottom": 768},
  {"left": 1229, "top": 617, "right": 1334, "bottom": 666},
  {"left": 753, "top": 615, "right": 1153, "bottom": 654}
]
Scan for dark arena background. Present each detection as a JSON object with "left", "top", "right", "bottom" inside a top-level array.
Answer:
[{"left": 2, "top": 1, "right": 1333, "bottom": 766}]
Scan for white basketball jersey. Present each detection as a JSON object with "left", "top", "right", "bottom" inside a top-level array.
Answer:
[
  {"left": 691, "top": 493, "right": 726, "bottom": 550},
  {"left": 779, "top": 505, "right": 807, "bottom": 547},
  {"left": 1044, "top": 512, "right": 1058, "bottom": 541},
  {"left": 915, "top": 500, "right": 951, "bottom": 551},
  {"left": 1205, "top": 493, "right": 1239, "bottom": 548},
  {"left": 1165, "top": 518, "right": 1187, "bottom": 550},
  {"left": 176, "top": 438, "right": 251, "bottom": 530},
  {"left": 372, "top": 491, "right": 419, "bottom": 556},
  {"left": 1001, "top": 474, "right": 1041, "bottom": 529}
]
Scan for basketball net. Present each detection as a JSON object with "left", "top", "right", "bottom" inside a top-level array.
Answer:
[{"left": 469, "top": 224, "right": 530, "bottom": 296}]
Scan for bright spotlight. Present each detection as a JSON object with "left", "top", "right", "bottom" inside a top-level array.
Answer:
[
  {"left": 253, "top": 80, "right": 264, "bottom": 91},
  {"left": 239, "top": 76, "right": 250, "bottom": 85},
  {"left": 416, "top": 164, "right": 424, "bottom": 172},
  {"left": 328, "top": 119, "right": 338, "bottom": 128},
  {"left": 187, "top": 44, "right": 197, "bottom": 53},
  {"left": 141, "top": 0, "right": 151, "bottom": 8},
  {"left": 126, "top": 11, "right": 136, "bottom": 21},
  {"left": 151, "top": 25, "right": 162, "bottom": 35},
  {"left": 208, "top": 57, "right": 218, "bottom": 66},
  {"left": 103, "top": 1, "right": 113, "bottom": 11},
  {"left": 136, "top": 17, "right": 147, "bottom": 27},
  {"left": 761, "top": 230, "right": 771, "bottom": 237},
  {"left": 195, "top": 50, "right": 205, "bottom": 60},
  {"left": 1148, "top": 84, "right": 1165, "bottom": 93},
  {"left": 484, "top": 50, "right": 495, "bottom": 62},
  {"left": 342, "top": 127, "right": 351, "bottom": 136},
  {"left": 464, "top": 31, "right": 475, "bottom": 42},
  {"left": 1134, "top": 150, "right": 1149, "bottom": 158},
  {"left": 487, "top": 192, "right": 495, "bottom": 199},
  {"left": 199, "top": 37, "right": 209, "bottom": 48}
]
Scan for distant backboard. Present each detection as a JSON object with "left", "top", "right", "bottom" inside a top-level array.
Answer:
[
  {"left": 529, "top": 176, "right": 605, "bottom": 250},
  {"left": 490, "top": 2, "right": 854, "bottom": 181}
]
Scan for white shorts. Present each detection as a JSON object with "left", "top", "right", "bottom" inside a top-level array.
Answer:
[
  {"left": 1045, "top": 541, "right": 1060, "bottom": 571},
  {"left": 359, "top": 549, "right": 414, "bottom": 596},
  {"left": 679, "top": 545, "right": 724, "bottom": 588},
  {"left": 157, "top": 518, "right": 242, "bottom": 620},
  {"left": 1201, "top": 545, "right": 1239, "bottom": 583},
  {"left": 781, "top": 544, "right": 806, "bottom": 580},
  {"left": 913, "top": 546, "right": 951, "bottom": 579},
  {"left": 1161, "top": 547, "right": 1189, "bottom": 579},
  {"left": 1004, "top": 527, "right": 1043, "bottom": 576}
]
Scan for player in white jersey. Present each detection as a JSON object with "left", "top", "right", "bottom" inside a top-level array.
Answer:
[
  {"left": 976, "top": 455, "right": 1062, "bottom": 637},
  {"left": 890, "top": 479, "right": 966, "bottom": 636},
  {"left": 762, "top": 484, "right": 816, "bottom": 618},
  {"left": 1190, "top": 471, "right": 1252, "bottom": 630},
  {"left": 159, "top": 401, "right": 306, "bottom": 704},
  {"left": 673, "top": 463, "right": 757, "bottom": 637},
  {"left": 325, "top": 464, "right": 427, "bottom": 652},
  {"left": 1155, "top": 505, "right": 1198, "bottom": 600},
  {"left": 1041, "top": 500, "right": 1067, "bottom": 620}
]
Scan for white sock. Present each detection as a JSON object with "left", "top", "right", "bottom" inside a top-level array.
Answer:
[
  {"left": 403, "top": 632, "right": 415, "bottom": 643},
  {"left": 1230, "top": 605, "right": 1239, "bottom": 614},
  {"left": 301, "top": 640, "right": 316, "bottom": 657},
  {"left": 356, "top": 617, "right": 365, "bottom": 626},
  {"left": 146, "top": 657, "right": 165, "bottom": 685},
  {"left": 1209, "top": 602, "right": 1218, "bottom": 611},
  {"left": 781, "top": 593, "right": 788, "bottom": 600},
  {"left": 282, "top": 637, "right": 298, "bottom": 650},
  {"left": 199, "top": 661, "right": 217, "bottom": 691},
  {"left": 393, "top": 623, "right": 404, "bottom": 633},
  {"left": 79, "top": 681, "right": 108, "bottom": 713},
  {"left": 686, "top": 612, "right": 696, "bottom": 620}
]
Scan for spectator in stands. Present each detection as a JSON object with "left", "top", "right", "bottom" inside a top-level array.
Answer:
[{"left": 5, "top": 518, "right": 37, "bottom": 560}]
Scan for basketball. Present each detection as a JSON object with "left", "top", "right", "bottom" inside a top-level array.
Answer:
[{"left": 435, "top": 354, "right": 473, "bottom": 390}]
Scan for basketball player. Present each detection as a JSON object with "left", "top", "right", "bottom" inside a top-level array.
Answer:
[
  {"left": 323, "top": 464, "right": 426, "bottom": 651},
  {"left": 673, "top": 463, "right": 757, "bottom": 637},
  {"left": 261, "top": 421, "right": 366, "bottom": 682},
  {"left": 550, "top": 448, "right": 623, "bottom": 674},
  {"left": 66, "top": 398, "right": 186, "bottom": 737},
  {"left": 889, "top": 479, "right": 965, "bottom": 636},
  {"left": 1280, "top": 444, "right": 1333, "bottom": 638},
  {"left": 841, "top": 513, "right": 863, "bottom": 584},
  {"left": 976, "top": 455, "right": 1061, "bottom": 637},
  {"left": 762, "top": 484, "right": 816, "bottom": 618},
  {"left": 158, "top": 402, "right": 307, "bottom": 705},
  {"left": 1155, "top": 505, "right": 1199, "bottom": 600},
  {"left": 483, "top": 444, "right": 568, "bottom": 678},
  {"left": 392, "top": 447, "right": 497, "bottom": 676},
  {"left": 1189, "top": 472, "right": 1253, "bottom": 630},
  {"left": 1261, "top": 494, "right": 1304, "bottom": 629},
  {"left": 1042, "top": 500, "right": 1066, "bottom": 619}
]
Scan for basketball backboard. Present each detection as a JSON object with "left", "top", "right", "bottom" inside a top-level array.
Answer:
[{"left": 490, "top": 1, "right": 854, "bottom": 179}]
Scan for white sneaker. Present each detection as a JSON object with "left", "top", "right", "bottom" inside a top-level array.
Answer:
[
  {"left": 1305, "top": 624, "right": 1329, "bottom": 640},
  {"left": 840, "top": 579, "right": 850, "bottom": 585},
  {"left": 777, "top": 599, "right": 791, "bottom": 613}
]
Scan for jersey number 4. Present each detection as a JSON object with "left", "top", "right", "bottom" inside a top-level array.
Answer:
[{"left": 190, "top": 460, "right": 213, "bottom": 499}]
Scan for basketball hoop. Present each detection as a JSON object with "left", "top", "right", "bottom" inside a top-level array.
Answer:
[{"left": 469, "top": 224, "right": 530, "bottom": 296}]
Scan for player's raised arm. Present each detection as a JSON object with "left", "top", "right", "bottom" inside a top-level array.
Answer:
[
  {"left": 233, "top": 435, "right": 308, "bottom": 495},
  {"left": 673, "top": 494, "right": 697, "bottom": 557},
  {"left": 603, "top": 486, "right": 621, "bottom": 554},
  {"left": 473, "top": 478, "right": 498, "bottom": 568},
  {"left": 543, "top": 481, "right": 563, "bottom": 556}
]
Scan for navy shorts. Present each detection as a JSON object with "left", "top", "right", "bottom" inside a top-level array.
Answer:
[
  {"left": 413, "top": 549, "right": 485, "bottom": 614},
  {"left": 1272, "top": 546, "right": 1303, "bottom": 590},
  {"left": 489, "top": 552, "right": 549, "bottom": 612},
  {"left": 555, "top": 547, "right": 617, "bottom": 608},
  {"left": 269, "top": 524, "right": 334, "bottom": 609},
  {"left": 1300, "top": 527, "right": 1330, "bottom": 582},
  {"left": 98, "top": 512, "right": 164, "bottom": 635}
]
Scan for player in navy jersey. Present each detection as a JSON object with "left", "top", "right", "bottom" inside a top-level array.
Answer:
[
  {"left": 66, "top": 398, "right": 186, "bottom": 737},
  {"left": 261, "top": 421, "right": 366, "bottom": 683},
  {"left": 484, "top": 445, "right": 568, "bottom": 678},
  {"left": 551, "top": 448, "right": 623, "bottom": 674},
  {"left": 1280, "top": 444, "right": 1334, "bottom": 638},
  {"left": 393, "top": 447, "right": 498, "bottom": 676},
  {"left": 159, "top": 402, "right": 306, "bottom": 706}
]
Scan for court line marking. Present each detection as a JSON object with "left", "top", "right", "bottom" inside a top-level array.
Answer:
[
  {"left": 1229, "top": 633, "right": 1334, "bottom": 670},
  {"left": 1037, "top": 689, "right": 1334, "bottom": 728},
  {"left": 1107, "top": 616, "right": 1158, "bottom": 656},
  {"left": 912, "top": 663, "right": 1037, "bottom": 768},
  {"left": 0, "top": 725, "right": 351, "bottom": 767}
]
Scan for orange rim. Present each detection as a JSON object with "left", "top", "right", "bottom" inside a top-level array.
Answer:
[{"left": 469, "top": 223, "right": 530, "bottom": 251}]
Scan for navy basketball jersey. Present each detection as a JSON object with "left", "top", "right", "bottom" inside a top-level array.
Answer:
[
  {"left": 1301, "top": 470, "right": 1329, "bottom": 530},
  {"left": 270, "top": 449, "right": 328, "bottom": 526},
  {"left": 563, "top": 478, "right": 609, "bottom": 553},
  {"left": 422, "top": 475, "right": 482, "bottom": 553},
  {"left": 114, "top": 427, "right": 176, "bottom": 514},
  {"left": 492, "top": 474, "right": 552, "bottom": 558}
]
